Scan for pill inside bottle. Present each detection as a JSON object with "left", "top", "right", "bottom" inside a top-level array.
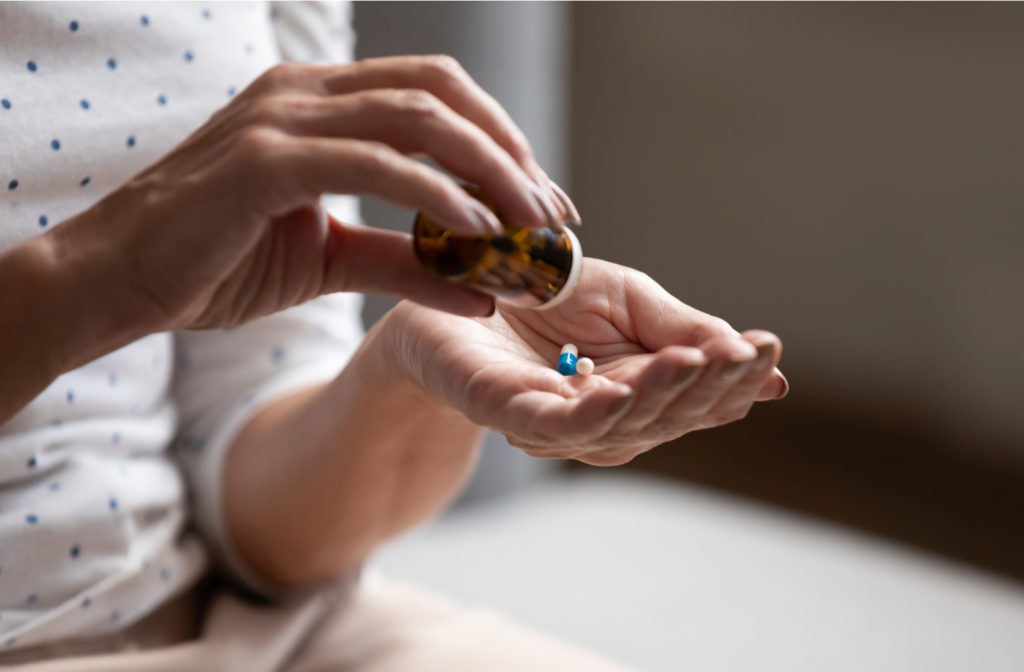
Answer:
[{"left": 412, "top": 185, "right": 582, "bottom": 309}]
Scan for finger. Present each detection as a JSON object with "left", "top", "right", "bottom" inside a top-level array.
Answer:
[
  {"left": 702, "top": 332, "right": 781, "bottom": 426},
  {"left": 756, "top": 368, "right": 789, "bottom": 401},
  {"left": 498, "top": 382, "right": 635, "bottom": 445},
  {"left": 658, "top": 334, "right": 757, "bottom": 425},
  {"left": 322, "top": 55, "right": 566, "bottom": 220},
  {"left": 614, "top": 270, "right": 741, "bottom": 352},
  {"left": 250, "top": 131, "right": 501, "bottom": 236},
  {"left": 321, "top": 216, "right": 493, "bottom": 317},
  {"left": 283, "top": 90, "right": 551, "bottom": 229},
  {"left": 604, "top": 346, "right": 708, "bottom": 433},
  {"left": 544, "top": 173, "right": 582, "bottom": 226}
]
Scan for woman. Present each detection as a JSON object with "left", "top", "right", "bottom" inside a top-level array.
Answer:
[{"left": 0, "top": 2, "right": 786, "bottom": 669}]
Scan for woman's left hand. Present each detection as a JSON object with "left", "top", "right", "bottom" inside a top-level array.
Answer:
[{"left": 385, "top": 258, "right": 788, "bottom": 466}]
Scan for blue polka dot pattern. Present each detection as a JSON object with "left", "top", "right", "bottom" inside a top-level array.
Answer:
[
  {"left": 157, "top": 94, "right": 167, "bottom": 105},
  {"left": 202, "top": 9, "right": 212, "bottom": 20},
  {"left": 227, "top": 86, "right": 237, "bottom": 97},
  {"left": 271, "top": 347, "right": 285, "bottom": 363},
  {"left": 127, "top": 136, "right": 136, "bottom": 148},
  {"left": 51, "top": 139, "right": 61, "bottom": 151},
  {"left": 7, "top": 180, "right": 17, "bottom": 190},
  {"left": 108, "top": 373, "right": 118, "bottom": 386},
  {"left": 1, "top": 99, "right": 10, "bottom": 109},
  {"left": 80, "top": 99, "right": 90, "bottom": 110},
  {"left": 48, "top": 482, "right": 60, "bottom": 491},
  {"left": 25, "top": 514, "right": 38, "bottom": 525},
  {"left": 184, "top": 50, "right": 194, "bottom": 62},
  {"left": 107, "top": 58, "right": 116, "bottom": 70},
  {"left": 110, "top": 611, "right": 121, "bottom": 623},
  {"left": 67, "top": 390, "right": 74, "bottom": 403},
  {"left": 109, "top": 497, "right": 118, "bottom": 511},
  {"left": 39, "top": 215, "right": 48, "bottom": 228},
  {"left": 111, "top": 432, "right": 121, "bottom": 445},
  {"left": 160, "top": 568, "right": 171, "bottom": 581},
  {"left": 140, "top": 15, "right": 150, "bottom": 26},
  {"left": 244, "top": 43, "right": 254, "bottom": 55},
  {"left": 69, "top": 20, "right": 79, "bottom": 32},
  {"left": 70, "top": 544, "right": 81, "bottom": 558},
  {"left": 4, "top": 638, "right": 14, "bottom": 648},
  {"left": 81, "top": 597, "right": 92, "bottom": 608},
  {"left": 27, "top": 457, "right": 36, "bottom": 469},
  {"left": 27, "top": 61, "right": 37, "bottom": 72},
  {"left": 80, "top": 176, "right": 91, "bottom": 187}
]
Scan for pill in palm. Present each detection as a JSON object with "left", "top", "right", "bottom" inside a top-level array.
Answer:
[
  {"left": 575, "top": 357, "right": 595, "bottom": 376},
  {"left": 557, "top": 344, "right": 578, "bottom": 376}
]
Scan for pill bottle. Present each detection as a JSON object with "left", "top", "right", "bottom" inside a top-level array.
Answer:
[{"left": 412, "top": 185, "right": 582, "bottom": 309}]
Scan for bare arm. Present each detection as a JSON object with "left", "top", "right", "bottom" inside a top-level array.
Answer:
[
  {"left": 0, "top": 225, "right": 149, "bottom": 423},
  {"left": 221, "top": 265, "right": 788, "bottom": 588},
  {"left": 223, "top": 309, "right": 484, "bottom": 587}
]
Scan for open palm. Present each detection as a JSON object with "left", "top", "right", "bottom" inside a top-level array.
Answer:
[{"left": 392, "top": 258, "right": 786, "bottom": 466}]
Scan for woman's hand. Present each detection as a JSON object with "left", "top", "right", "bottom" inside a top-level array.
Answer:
[
  {"left": 388, "top": 258, "right": 788, "bottom": 466},
  {"left": 53, "top": 55, "right": 576, "bottom": 337}
]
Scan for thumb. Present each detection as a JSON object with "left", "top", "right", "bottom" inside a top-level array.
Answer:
[{"left": 320, "top": 214, "right": 494, "bottom": 318}]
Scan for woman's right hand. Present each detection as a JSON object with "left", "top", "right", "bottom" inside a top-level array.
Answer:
[{"left": 54, "top": 55, "right": 577, "bottom": 336}]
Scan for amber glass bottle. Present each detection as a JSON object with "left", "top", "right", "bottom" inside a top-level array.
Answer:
[{"left": 412, "top": 185, "right": 582, "bottom": 309}]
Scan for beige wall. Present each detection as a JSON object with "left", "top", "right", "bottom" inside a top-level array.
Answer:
[{"left": 570, "top": 3, "right": 1024, "bottom": 447}]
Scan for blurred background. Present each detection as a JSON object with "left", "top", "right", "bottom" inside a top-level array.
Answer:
[{"left": 352, "top": 3, "right": 1024, "bottom": 669}]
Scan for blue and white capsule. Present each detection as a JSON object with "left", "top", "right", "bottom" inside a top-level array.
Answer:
[{"left": 557, "top": 344, "right": 578, "bottom": 376}]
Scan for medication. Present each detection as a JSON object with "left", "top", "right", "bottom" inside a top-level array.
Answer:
[
  {"left": 413, "top": 184, "right": 582, "bottom": 309},
  {"left": 575, "top": 357, "right": 595, "bottom": 376},
  {"left": 558, "top": 344, "right": 578, "bottom": 376}
]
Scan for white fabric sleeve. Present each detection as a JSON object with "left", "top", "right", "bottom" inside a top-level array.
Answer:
[{"left": 269, "top": 0, "right": 355, "bottom": 65}]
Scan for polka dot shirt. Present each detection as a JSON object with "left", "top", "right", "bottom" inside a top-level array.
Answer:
[{"left": 0, "top": 2, "right": 363, "bottom": 652}]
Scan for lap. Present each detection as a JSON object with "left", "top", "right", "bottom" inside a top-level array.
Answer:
[
  {"left": 0, "top": 577, "right": 635, "bottom": 672},
  {"left": 291, "top": 575, "right": 636, "bottom": 672}
]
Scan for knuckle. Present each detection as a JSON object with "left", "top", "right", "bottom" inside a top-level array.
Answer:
[
  {"left": 259, "top": 61, "right": 305, "bottom": 89},
  {"left": 582, "top": 450, "right": 634, "bottom": 467},
  {"left": 707, "top": 316, "right": 735, "bottom": 335},
  {"left": 244, "top": 97, "right": 290, "bottom": 129},
  {"left": 351, "top": 141, "right": 395, "bottom": 179},
  {"left": 233, "top": 127, "right": 288, "bottom": 164},
  {"left": 421, "top": 54, "right": 468, "bottom": 85},
  {"left": 392, "top": 89, "right": 443, "bottom": 119},
  {"left": 706, "top": 411, "right": 737, "bottom": 427},
  {"left": 506, "top": 132, "right": 534, "bottom": 164}
]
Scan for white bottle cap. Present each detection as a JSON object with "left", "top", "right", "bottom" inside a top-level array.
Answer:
[{"left": 536, "top": 226, "right": 583, "bottom": 311}]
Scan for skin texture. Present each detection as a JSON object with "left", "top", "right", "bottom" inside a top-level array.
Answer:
[
  {"left": 393, "top": 258, "right": 786, "bottom": 467},
  {"left": 0, "top": 56, "right": 787, "bottom": 588},
  {"left": 226, "top": 260, "right": 786, "bottom": 587}
]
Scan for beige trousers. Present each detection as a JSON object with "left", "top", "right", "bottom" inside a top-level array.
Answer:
[{"left": 0, "top": 576, "right": 637, "bottom": 671}]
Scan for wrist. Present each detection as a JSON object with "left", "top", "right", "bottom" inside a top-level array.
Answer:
[
  {"left": 40, "top": 212, "right": 156, "bottom": 373},
  {"left": 355, "top": 303, "right": 469, "bottom": 423}
]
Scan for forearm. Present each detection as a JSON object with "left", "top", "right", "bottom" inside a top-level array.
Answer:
[
  {"left": 224, "top": 310, "right": 484, "bottom": 588},
  {"left": 0, "top": 224, "right": 150, "bottom": 423}
]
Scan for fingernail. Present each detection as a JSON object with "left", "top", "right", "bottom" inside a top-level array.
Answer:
[
  {"left": 671, "top": 365, "right": 702, "bottom": 387},
  {"left": 528, "top": 182, "right": 564, "bottom": 230},
  {"left": 719, "top": 360, "right": 749, "bottom": 383},
  {"left": 483, "top": 300, "right": 496, "bottom": 318},
  {"left": 755, "top": 344, "right": 774, "bottom": 369},
  {"left": 466, "top": 198, "right": 504, "bottom": 236},
  {"left": 548, "top": 179, "right": 582, "bottom": 226},
  {"left": 774, "top": 369, "right": 789, "bottom": 399}
]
